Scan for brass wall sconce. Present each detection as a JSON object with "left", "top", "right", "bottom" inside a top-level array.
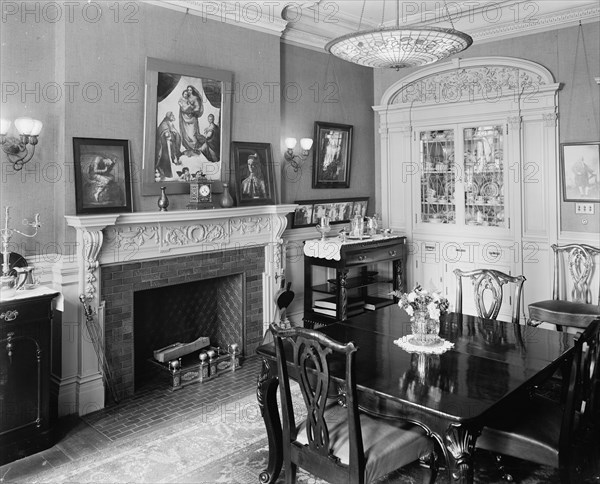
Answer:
[
  {"left": 284, "top": 137, "right": 313, "bottom": 172},
  {"left": 0, "top": 117, "right": 43, "bottom": 171}
]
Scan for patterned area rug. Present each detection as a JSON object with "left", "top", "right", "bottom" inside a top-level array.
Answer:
[{"left": 19, "top": 384, "right": 597, "bottom": 484}]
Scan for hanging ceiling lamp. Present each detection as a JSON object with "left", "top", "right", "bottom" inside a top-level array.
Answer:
[{"left": 325, "top": 0, "right": 473, "bottom": 70}]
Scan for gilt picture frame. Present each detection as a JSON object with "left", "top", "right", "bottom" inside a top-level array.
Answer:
[
  {"left": 560, "top": 142, "right": 600, "bottom": 202},
  {"left": 142, "top": 57, "right": 233, "bottom": 195},
  {"left": 73, "top": 137, "right": 132, "bottom": 215},
  {"left": 312, "top": 121, "right": 353, "bottom": 189},
  {"left": 232, "top": 142, "right": 276, "bottom": 206}
]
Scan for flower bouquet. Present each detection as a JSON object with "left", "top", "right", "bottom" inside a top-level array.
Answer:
[{"left": 393, "top": 285, "right": 449, "bottom": 345}]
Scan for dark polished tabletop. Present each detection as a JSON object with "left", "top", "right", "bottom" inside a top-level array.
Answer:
[{"left": 255, "top": 305, "right": 575, "bottom": 484}]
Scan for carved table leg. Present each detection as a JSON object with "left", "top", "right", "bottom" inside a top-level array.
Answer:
[
  {"left": 444, "top": 423, "right": 479, "bottom": 484},
  {"left": 257, "top": 358, "right": 282, "bottom": 484}
]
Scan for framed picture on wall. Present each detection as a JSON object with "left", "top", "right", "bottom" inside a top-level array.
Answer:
[
  {"left": 232, "top": 141, "right": 276, "bottom": 206},
  {"left": 292, "top": 197, "right": 368, "bottom": 228},
  {"left": 142, "top": 57, "right": 233, "bottom": 195},
  {"left": 73, "top": 137, "right": 132, "bottom": 215},
  {"left": 560, "top": 142, "right": 600, "bottom": 202},
  {"left": 312, "top": 121, "right": 353, "bottom": 189}
]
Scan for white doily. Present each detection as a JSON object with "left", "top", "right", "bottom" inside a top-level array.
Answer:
[{"left": 393, "top": 336, "right": 455, "bottom": 355}]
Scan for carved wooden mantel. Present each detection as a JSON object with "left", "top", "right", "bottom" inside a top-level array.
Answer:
[{"left": 65, "top": 204, "right": 296, "bottom": 331}]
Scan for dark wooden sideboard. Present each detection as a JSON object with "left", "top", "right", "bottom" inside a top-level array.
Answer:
[
  {"left": 0, "top": 290, "right": 59, "bottom": 465},
  {"left": 303, "top": 235, "right": 407, "bottom": 328}
]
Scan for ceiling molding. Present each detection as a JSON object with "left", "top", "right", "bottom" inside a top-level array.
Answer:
[
  {"left": 154, "top": 0, "right": 289, "bottom": 36},
  {"left": 150, "top": 1, "right": 600, "bottom": 52}
]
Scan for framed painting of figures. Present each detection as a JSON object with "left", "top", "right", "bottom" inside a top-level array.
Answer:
[
  {"left": 73, "top": 137, "right": 132, "bottom": 214},
  {"left": 312, "top": 121, "right": 353, "bottom": 189},
  {"left": 142, "top": 58, "right": 233, "bottom": 195}
]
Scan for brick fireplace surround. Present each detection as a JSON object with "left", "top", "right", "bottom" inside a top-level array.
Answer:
[
  {"left": 102, "top": 246, "right": 264, "bottom": 400},
  {"left": 64, "top": 205, "right": 295, "bottom": 415}
]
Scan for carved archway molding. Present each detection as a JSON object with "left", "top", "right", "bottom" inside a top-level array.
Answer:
[{"left": 379, "top": 56, "right": 560, "bottom": 107}]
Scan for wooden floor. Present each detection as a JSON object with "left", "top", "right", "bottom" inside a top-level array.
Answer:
[{"left": 0, "top": 356, "right": 262, "bottom": 482}]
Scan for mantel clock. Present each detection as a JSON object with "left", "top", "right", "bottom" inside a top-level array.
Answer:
[{"left": 187, "top": 174, "right": 214, "bottom": 210}]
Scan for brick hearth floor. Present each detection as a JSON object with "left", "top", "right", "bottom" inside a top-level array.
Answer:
[{"left": 0, "top": 356, "right": 262, "bottom": 483}]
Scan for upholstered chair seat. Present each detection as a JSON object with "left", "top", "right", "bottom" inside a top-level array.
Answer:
[
  {"left": 296, "top": 402, "right": 434, "bottom": 483},
  {"left": 477, "top": 396, "right": 561, "bottom": 468},
  {"left": 528, "top": 244, "right": 600, "bottom": 333},
  {"left": 529, "top": 299, "right": 600, "bottom": 331}
]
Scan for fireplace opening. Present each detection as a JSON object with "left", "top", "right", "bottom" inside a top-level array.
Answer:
[{"left": 133, "top": 274, "right": 244, "bottom": 390}]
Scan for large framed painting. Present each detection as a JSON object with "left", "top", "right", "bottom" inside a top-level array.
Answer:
[
  {"left": 312, "top": 121, "right": 353, "bottom": 189},
  {"left": 560, "top": 142, "right": 600, "bottom": 202},
  {"left": 142, "top": 58, "right": 233, "bottom": 195},
  {"left": 73, "top": 137, "right": 132, "bottom": 214},
  {"left": 232, "top": 142, "right": 275, "bottom": 206}
]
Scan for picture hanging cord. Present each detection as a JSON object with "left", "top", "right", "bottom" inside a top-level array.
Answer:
[{"left": 567, "top": 22, "right": 599, "bottom": 135}]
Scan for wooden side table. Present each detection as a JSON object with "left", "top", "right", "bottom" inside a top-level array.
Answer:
[{"left": 303, "top": 235, "right": 407, "bottom": 328}]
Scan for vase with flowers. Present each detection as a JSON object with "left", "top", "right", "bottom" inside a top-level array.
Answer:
[{"left": 394, "top": 285, "right": 449, "bottom": 346}]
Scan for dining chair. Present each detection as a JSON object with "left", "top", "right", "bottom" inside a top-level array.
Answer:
[
  {"left": 270, "top": 323, "right": 438, "bottom": 484},
  {"left": 476, "top": 318, "right": 600, "bottom": 483},
  {"left": 454, "top": 268, "right": 526, "bottom": 325},
  {"left": 528, "top": 244, "right": 600, "bottom": 333}
]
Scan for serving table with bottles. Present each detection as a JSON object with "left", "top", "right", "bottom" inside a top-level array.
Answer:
[{"left": 302, "top": 234, "right": 407, "bottom": 328}]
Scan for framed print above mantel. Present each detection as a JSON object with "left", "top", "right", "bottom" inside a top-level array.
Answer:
[
  {"left": 560, "top": 142, "right": 600, "bottom": 202},
  {"left": 312, "top": 121, "right": 353, "bottom": 189},
  {"left": 142, "top": 57, "right": 233, "bottom": 196},
  {"left": 232, "top": 141, "right": 276, "bottom": 206},
  {"left": 73, "top": 137, "right": 132, "bottom": 215}
]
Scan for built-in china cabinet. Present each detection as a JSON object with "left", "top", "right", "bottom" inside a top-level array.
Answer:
[{"left": 374, "top": 57, "right": 562, "bottom": 321}]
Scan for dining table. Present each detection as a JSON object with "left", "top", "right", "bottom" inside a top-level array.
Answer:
[{"left": 255, "top": 305, "right": 575, "bottom": 484}]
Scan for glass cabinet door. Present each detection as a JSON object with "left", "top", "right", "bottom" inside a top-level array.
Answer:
[
  {"left": 463, "top": 125, "right": 505, "bottom": 228},
  {"left": 419, "top": 129, "right": 456, "bottom": 224}
]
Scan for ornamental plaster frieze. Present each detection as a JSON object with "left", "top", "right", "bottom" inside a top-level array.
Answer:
[
  {"left": 68, "top": 206, "right": 297, "bottom": 266},
  {"left": 389, "top": 66, "right": 547, "bottom": 106}
]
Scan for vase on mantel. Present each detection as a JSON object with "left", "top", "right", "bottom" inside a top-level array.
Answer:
[
  {"left": 158, "top": 186, "right": 169, "bottom": 211},
  {"left": 220, "top": 183, "right": 234, "bottom": 208}
]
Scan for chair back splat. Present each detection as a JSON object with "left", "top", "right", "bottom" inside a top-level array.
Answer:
[
  {"left": 454, "top": 268, "right": 525, "bottom": 325},
  {"left": 528, "top": 244, "right": 600, "bottom": 332},
  {"left": 270, "top": 323, "right": 437, "bottom": 484},
  {"left": 552, "top": 244, "right": 600, "bottom": 305}
]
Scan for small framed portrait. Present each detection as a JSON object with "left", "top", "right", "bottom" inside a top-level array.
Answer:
[
  {"left": 142, "top": 57, "right": 233, "bottom": 195},
  {"left": 73, "top": 137, "right": 132, "bottom": 215},
  {"left": 352, "top": 199, "right": 368, "bottom": 218},
  {"left": 312, "top": 202, "right": 332, "bottom": 224},
  {"left": 312, "top": 121, "right": 353, "bottom": 189},
  {"left": 560, "top": 142, "right": 600, "bottom": 202},
  {"left": 232, "top": 141, "right": 276, "bottom": 206},
  {"left": 292, "top": 203, "right": 314, "bottom": 228}
]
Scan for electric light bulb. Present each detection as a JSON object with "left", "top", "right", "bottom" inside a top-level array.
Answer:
[
  {"left": 300, "top": 138, "right": 313, "bottom": 151},
  {"left": 14, "top": 117, "right": 34, "bottom": 135},
  {"left": 285, "top": 138, "right": 297, "bottom": 150},
  {"left": 30, "top": 119, "right": 43, "bottom": 136}
]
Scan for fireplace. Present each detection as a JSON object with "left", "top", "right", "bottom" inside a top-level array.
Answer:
[
  {"left": 64, "top": 205, "right": 295, "bottom": 414},
  {"left": 101, "top": 247, "right": 263, "bottom": 399}
]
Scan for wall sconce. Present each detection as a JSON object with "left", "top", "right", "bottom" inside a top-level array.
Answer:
[
  {"left": 284, "top": 137, "right": 313, "bottom": 172},
  {"left": 0, "top": 117, "right": 43, "bottom": 171}
]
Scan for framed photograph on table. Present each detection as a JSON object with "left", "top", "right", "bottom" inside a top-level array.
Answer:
[
  {"left": 560, "top": 142, "right": 600, "bottom": 202},
  {"left": 232, "top": 141, "right": 276, "bottom": 206},
  {"left": 312, "top": 121, "right": 353, "bottom": 189},
  {"left": 73, "top": 137, "right": 132, "bottom": 215},
  {"left": 292, "top": 203, "right": 314, "bottom": 228},
  {"left": 142, "top": 57, "right": 233, "bottom": 195}
]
